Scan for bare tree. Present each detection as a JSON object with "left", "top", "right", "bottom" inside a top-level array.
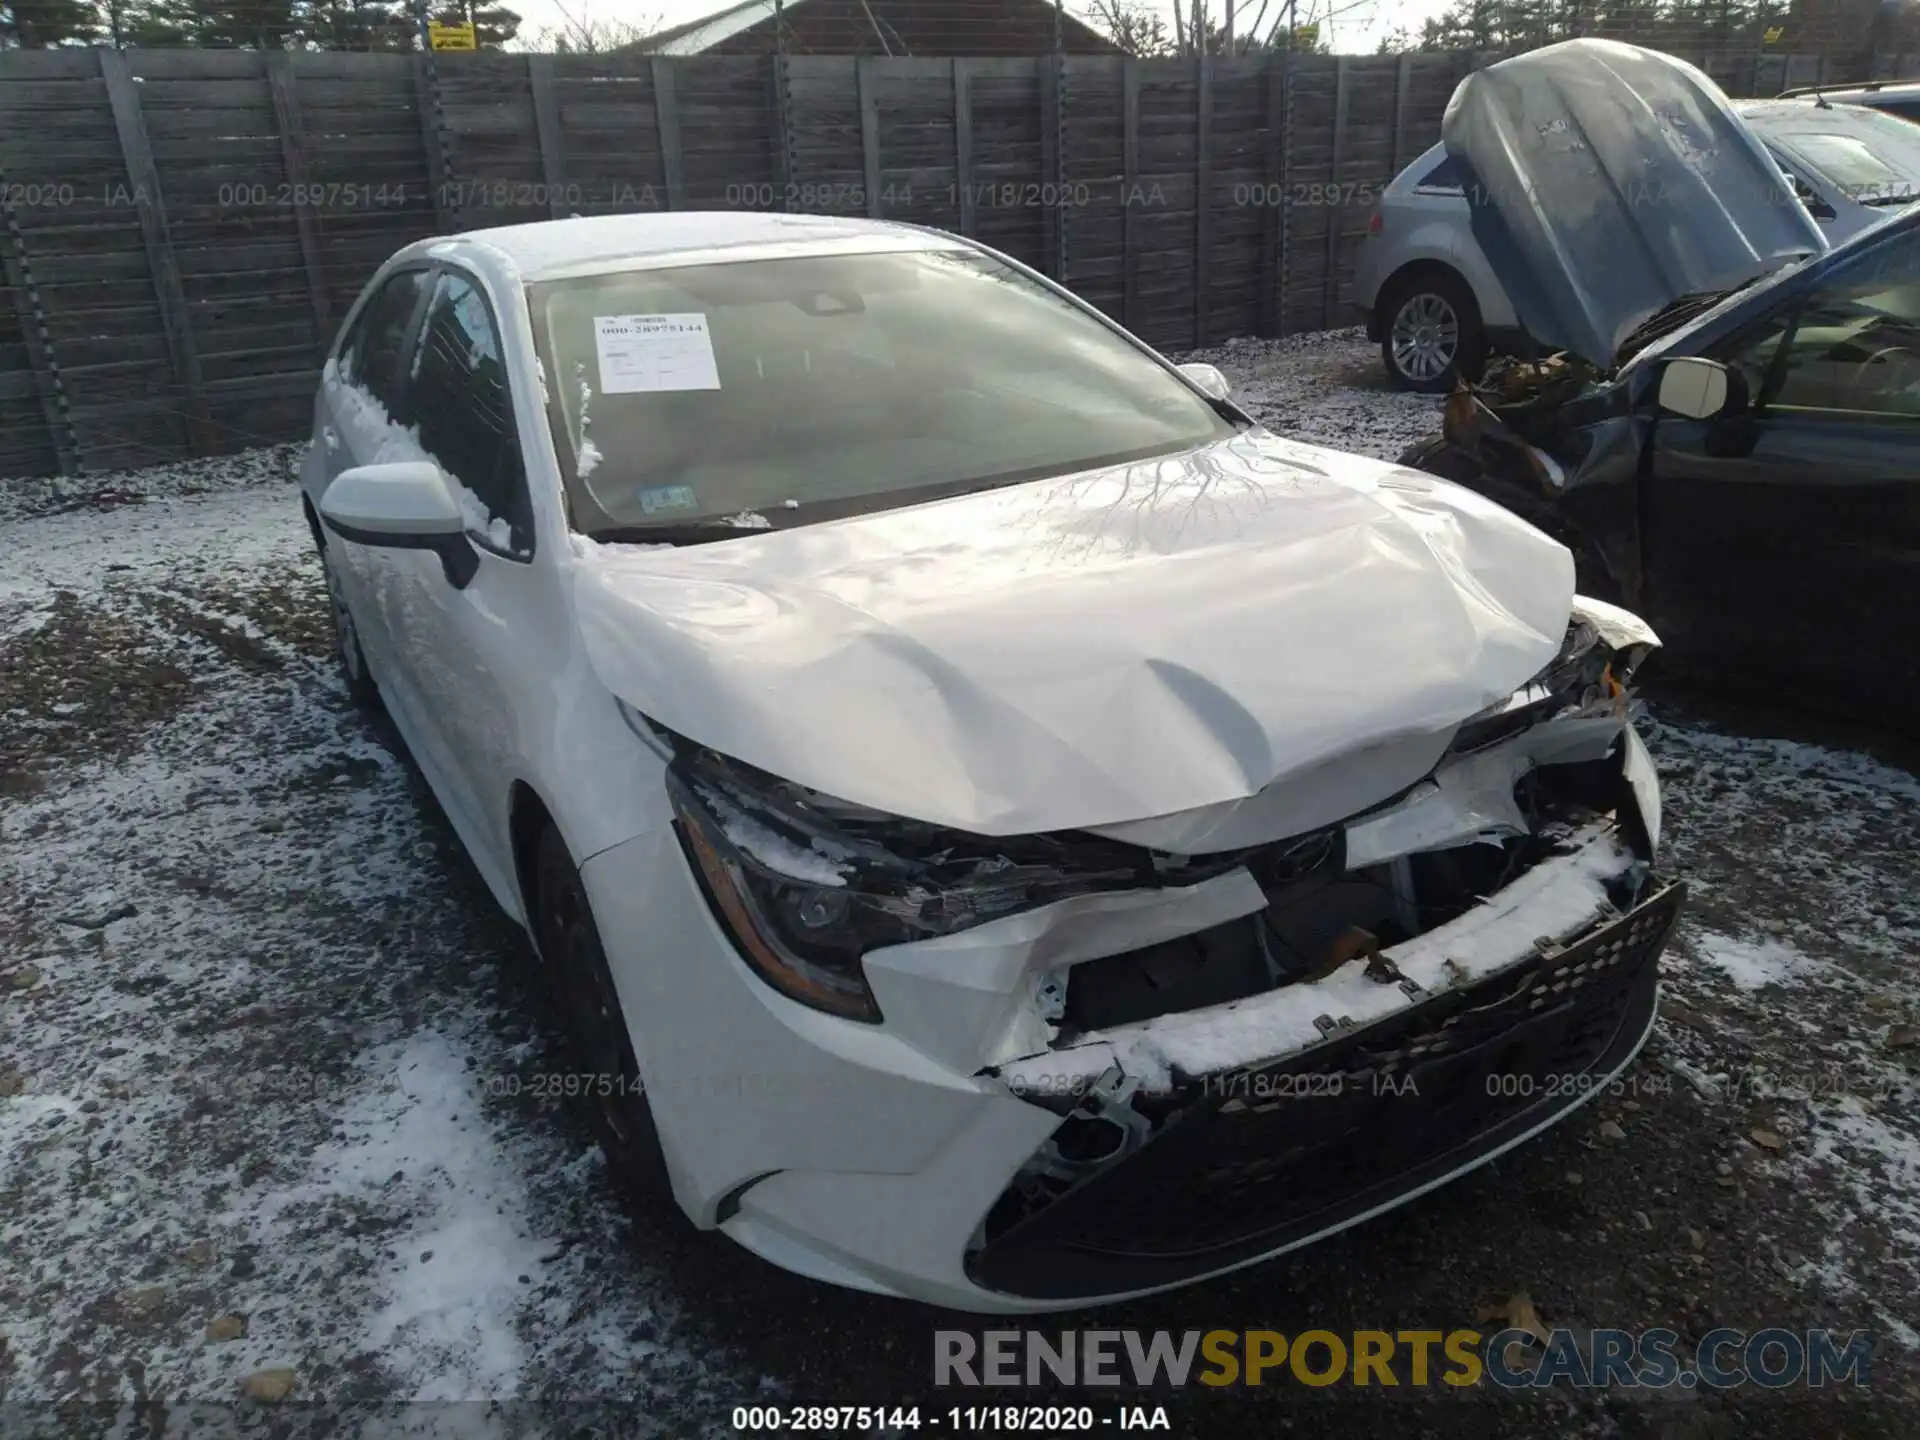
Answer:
[
  {"left": 1084, "top": 0, "right": 1176, "bottom": 53},
  {"left": 1088, "top": 0, "right": 1404, "bottom": 56},
  {"left": 527, "top": 0, "right": 659, "bottom": 51}
]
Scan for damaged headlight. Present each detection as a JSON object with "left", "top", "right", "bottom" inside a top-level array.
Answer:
[
  {"left": 665, "top": 747, "right": 1150, "bottom": 1023},
  {"left": 1452, "top": 604, "right": 1648, "bottom": 756}
]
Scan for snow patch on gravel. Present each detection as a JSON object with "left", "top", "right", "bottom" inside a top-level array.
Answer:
[
  {"left": 1190, "top": 328, "right": 1445, "bottom": 463},
  {"left": 0, "top": 444, "right": 304, "bottom": 528},
  {"left": 0, "top": 486, "right": 739, "bottom": 1412},
  {"left": 244, "top": 1029, "right": 551, "bottom": 1399},
  {"left": 1689, "top": 931, "right": 1820, "bottom": 991}
]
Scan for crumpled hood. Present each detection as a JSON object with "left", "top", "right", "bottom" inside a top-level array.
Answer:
[
  {"left": 1443, "top": 38, "right": 1828, "bottom": 370},
  {"left": 572, "top": 431, "right": 1574, "bottom": 836}
]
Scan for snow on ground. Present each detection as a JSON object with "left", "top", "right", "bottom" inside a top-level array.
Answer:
[
  {"left": 1185, "top": 328, "right": 1443, "bottom": 462},
  {"left": 3, "top": 330, "right": 1918, "bottom": 1430},
  {"left": 1689, "top": 931, "right": 1819, "bottom": 992},
  {"left": 0, "top": 444, "right": 304, "bottom": 530},
  {"left": 0, "top": 462, "right": 745, "bottom": 1425},
  {"left": 1644, "top": 715, "right": 1920, "bottom": 1365}
]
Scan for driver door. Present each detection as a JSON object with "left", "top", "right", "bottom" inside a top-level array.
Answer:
[{"left": 1641, "top": 223, "right": 1920, "bottom": 718}]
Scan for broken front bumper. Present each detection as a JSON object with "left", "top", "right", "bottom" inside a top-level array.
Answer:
[
  {"left": 973, "top": 874, "right": 1684, "bottom": 1301},
  {"left": 585, "top": 676, "right": 1679, "bottom": 1309}
]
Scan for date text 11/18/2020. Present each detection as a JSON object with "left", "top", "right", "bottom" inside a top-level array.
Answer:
[{"left": 731, "top": 1406, "right": 1173, "bottom": 1431}]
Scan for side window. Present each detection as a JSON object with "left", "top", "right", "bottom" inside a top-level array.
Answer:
[
  {"left": 1416, "top": 154, "right": 1464, "bottom": 191},
  {"left": 1766, "top": 149, "right": 1815, "bottom": 202},
  {"left": 1718, "top": 229, "right": 1920, "bottom": 417},
  {"left": 337, "top": 269, "right": 429, "bottom": 413},
  {"left": 410, "top": 269, "right": 533, "bottom": 557}
]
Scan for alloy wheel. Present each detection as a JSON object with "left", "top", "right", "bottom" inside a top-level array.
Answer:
[{"left": 1390, "top": 292, "right": 1461, "bottom": 384}]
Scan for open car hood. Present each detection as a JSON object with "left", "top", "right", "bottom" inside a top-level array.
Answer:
[
  {"left": 571, "top": 431, "right": 1575, "bottom": 837},
  {"left": 1442, "top": 38, "right": 1828, "bottom": 370}
]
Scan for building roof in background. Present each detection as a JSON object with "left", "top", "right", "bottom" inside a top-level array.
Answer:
[
  {"left": 635, "top": 0, "right": 1116, "bottom": 55},
  {"left": 644, "top": 0, "right": 779, "bottom": 55}
]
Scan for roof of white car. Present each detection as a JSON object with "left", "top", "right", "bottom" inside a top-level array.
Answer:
[{"left": 416, "top": 211, "right": 947, "bottom": 281}]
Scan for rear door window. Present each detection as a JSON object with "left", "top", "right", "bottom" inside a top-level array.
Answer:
[{"left": 338, "top": 269, "right": 429, "bottom": 413}]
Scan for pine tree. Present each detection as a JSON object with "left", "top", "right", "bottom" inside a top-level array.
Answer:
[
  {"left": 192, "top": 0, "right": 304, "bottom": 47},
  {"left": 1, "top": 0, "right": 103, "bottom": 46},
  {"left": 306, "top": 0, "right": 415, "bottom": 49}
]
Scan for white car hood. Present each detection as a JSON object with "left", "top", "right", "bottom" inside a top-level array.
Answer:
[{"left": 572, "top": 431, "right": 1575, "bottom": 837}]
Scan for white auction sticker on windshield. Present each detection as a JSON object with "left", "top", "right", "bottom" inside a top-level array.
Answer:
[{"left": 593, "top": 313, "right": 721, "bottom": 394}]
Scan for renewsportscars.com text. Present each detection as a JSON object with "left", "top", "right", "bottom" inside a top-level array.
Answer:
[{"left": 934, "top": 1328, "right": 1875, "bottom": 1390}]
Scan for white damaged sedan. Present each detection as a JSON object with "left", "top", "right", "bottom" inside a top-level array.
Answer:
[{"left": 301, "top": 212, "right": 1683, "bottom": 1312}]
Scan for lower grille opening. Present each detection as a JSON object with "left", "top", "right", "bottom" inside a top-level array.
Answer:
[
  {"left": 968, "top": 880, "right": 1685, "bottom": 1301},
  {"left": 1060, "top": 757, "right": 1629, "bottom": 1037}
]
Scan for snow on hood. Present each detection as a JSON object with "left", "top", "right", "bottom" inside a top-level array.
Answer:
[
  {"left": 1443, "top": 39, "right": 1829, "bottom": 370},
  {"left": 571, "top": 431, "right": 1575, "bottom": 836}
]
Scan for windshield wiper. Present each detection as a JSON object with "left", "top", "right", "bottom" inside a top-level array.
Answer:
[{"left": 588, "top": 520, "right": 782, "bottom": 546}]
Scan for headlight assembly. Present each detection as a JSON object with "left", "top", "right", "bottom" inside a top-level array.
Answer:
[
  {"left": 663, "top": 748, "right": 1153, "bottom": 1024},
  {"left": 1450, "top": 615, "right": 1619, "bottom": 755}
]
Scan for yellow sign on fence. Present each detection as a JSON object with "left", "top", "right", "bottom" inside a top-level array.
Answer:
[
  {"left": 1762, "top": 25, "right": 1785, "bottom": 45},
  {"left": 428, "top": 20, "right": 477, "bottom": 50}
]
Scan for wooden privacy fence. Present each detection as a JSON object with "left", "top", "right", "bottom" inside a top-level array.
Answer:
[{"left": 0, "top": 44, "right": 1884, "bottom": 481}]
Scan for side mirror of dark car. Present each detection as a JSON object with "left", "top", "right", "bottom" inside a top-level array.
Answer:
[{"left": 1656, "top": 358, "right": 1747, "bottom": 421}]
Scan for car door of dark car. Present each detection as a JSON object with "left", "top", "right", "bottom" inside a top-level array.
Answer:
[{"left": 1641, "top": 224, "right": 1920, "bottom": 719}]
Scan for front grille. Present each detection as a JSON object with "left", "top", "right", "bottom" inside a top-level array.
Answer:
[{"left": 969, "top": 881, "right": 1685, "bottom": 1301}]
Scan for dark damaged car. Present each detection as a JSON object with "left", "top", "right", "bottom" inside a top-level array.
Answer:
[{"left": 1402, "top": 40, "right": 1920, "bottom": 724}]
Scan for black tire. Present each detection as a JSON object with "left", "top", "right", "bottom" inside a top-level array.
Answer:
[
  {"left": 533, "top": 824, "right": 669, "bottom": 1194},
  {"left": 1380, "top": 270, "right": 1488, "bottom": 394},
  {"left": 319, "top": 546, "right": 381, "bottom": 711}
]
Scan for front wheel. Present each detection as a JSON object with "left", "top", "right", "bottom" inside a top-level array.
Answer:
[
  {"left": 320, "top": 548, "right": 380, "bottom": 711},
  {"left": 533, "top": 825, "right": 669, "bottom": 1194},
  {"left": 1381, "top": 272, "right": 1488, "bottom": 394}
]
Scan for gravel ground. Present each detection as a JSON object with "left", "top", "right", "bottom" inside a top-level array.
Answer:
[{"left": 2, "top": 330, "right": 1918, "bottom": 1437}]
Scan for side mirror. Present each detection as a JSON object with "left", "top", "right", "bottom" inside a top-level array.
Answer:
[
  {"left": 1178, "top": 361, "right": 1232, "bottom": 401},
  {"left": 1656, "top": 357, "right": 1742, "bottom": 421},
  {"left": 319, "top": 461, "right": 478, "bottom": 589}
]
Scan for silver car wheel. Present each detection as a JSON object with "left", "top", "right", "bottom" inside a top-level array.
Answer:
[{"left": 1390, "top": 292, "right": 1460, "bottom": 382}]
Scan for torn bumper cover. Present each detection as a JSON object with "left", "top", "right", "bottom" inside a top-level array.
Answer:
[
  {"left": 642, "top": 597, "right": 1680, "bottom": 1306},
  {"left": 979, "top": 824, "right": 1681, "bottom": 1299}
]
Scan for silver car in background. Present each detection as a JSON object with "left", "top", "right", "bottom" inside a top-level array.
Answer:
[{"left": 1355, "top": 99, "right": 1920, "bottom": 391}]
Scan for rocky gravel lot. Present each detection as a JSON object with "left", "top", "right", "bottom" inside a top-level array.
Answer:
[{"left": 2, "top": 330, "right": 1917, "bottom": 1437}]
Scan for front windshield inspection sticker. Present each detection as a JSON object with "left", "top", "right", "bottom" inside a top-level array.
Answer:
[
  {"left": 639, "top": 484, "right": 699, "bottom": 515},
  {"left": 593, "top": 313, "right": 722, "bottom": 393}
]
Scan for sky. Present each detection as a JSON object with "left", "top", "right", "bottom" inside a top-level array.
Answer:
[{"left": 507, "top": 0, "right": 1455, "bottom": 56}]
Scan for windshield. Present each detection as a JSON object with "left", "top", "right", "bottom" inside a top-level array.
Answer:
[
  {"left": 526, "top": 249, "right": 1234, "bottom": 539},
  {"left": 1768, "top": 110, "right": 1920, "bottom": 206}
]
